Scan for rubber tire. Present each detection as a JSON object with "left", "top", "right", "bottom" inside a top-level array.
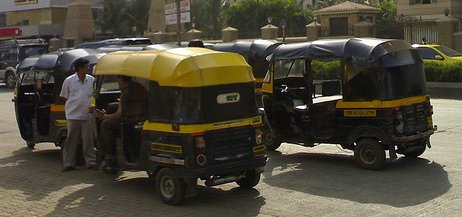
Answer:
[
  {"left": 262, "top": 127, "right": 282, "bottom": 151},
  {"left": 155, "top": 168, "right": 185, "bottom": 205},
  {"left": 236, "top": 170, "right": 261, "bottom": 189},
  {"left": 26, "top": 141, "right": 35, "bottom": 150},
  {"left": 354, "top": 138, "right": 386, "bottom": 170},
  {"left": 404, "top": 143, "right": 426, "bottom": 158},
  {"left": 5, "top": 71, "right": 16, "bottom": 89}
]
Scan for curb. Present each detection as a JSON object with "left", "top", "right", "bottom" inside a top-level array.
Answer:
[{"left": 428, "top": 82, "right": 462, "bottom": 99}]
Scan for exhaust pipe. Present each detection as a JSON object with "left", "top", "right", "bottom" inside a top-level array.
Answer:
[{"left": 205, "top": 174, "right": 245, "bottom": 187}]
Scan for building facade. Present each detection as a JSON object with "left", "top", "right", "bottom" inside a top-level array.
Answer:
[
  {"left": 397, "top": 0, "right": 462, "bottom": 46},
  {"left": 0, "top": 0, "right": 103, "bottom": 39}
]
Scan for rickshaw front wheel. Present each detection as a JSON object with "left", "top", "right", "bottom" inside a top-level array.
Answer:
[
  {"left": 354, "top": 138, "right": 386, "bottom": 170},
  {"left": 155, "top": 168, "right": 186, "bottom": 205},
  {"left": 236, "top": 170, "right": 261, "bottom": 189}
]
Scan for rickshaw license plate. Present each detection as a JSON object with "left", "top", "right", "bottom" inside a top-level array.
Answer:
[{"left": 427, "top": 117, "right": 433, "bottom": 127}]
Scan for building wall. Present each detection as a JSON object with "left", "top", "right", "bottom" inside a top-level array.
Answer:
[
  {"left": 6, "top": 8, "right": 53, "bottom": 26},
  {"left": 397, "top": 0, "right": 461, "bottom": 19},
  {"left": 0, "top": 0, "right": 51, "bottom": 13}
]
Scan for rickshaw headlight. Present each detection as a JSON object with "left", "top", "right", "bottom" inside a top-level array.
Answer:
[{"left": 255, "top": 129, "right": 263, "bottom": 145}]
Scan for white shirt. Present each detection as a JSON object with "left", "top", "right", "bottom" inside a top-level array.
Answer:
[{"left": 60, "top": 73, "right": 95, "bottom": 120}]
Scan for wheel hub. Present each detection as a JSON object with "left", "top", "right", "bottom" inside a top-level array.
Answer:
[
  {"left": 160, "top": 176, "right": 175, "bottom": 198},
  {"left": 361, "top": 147, "right": 377, "bottom": 164}
]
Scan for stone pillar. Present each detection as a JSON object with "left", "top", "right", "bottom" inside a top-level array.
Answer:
[
  {"left": 184, "top": 28, "right": 202, "bottom": 41},
  {"left": 453, "top": 32, "right": 462, "bottom": 52},
  {"left": 261, "top": 24, "right": 278, "bottom": 40},
  {"left": 63, "top": 0, "right": 95, "bottom": 46},
  {"left": 222, "top": 27, "right": 238, "bottom": 42},
  {"left": 436, "top": 16, "right": 459, "bottom": 48},
  {"left": 353, "top": 21, "right": 375, "bottom": 38},
  {"left": 151, "top": 31, "right": 170, "bottom": 43},
  {"left": 147, "top": 0, "right": 166, "bottom": 33},
  {"left": 306, "top": 22, "right": 320, "bottom": 41}
]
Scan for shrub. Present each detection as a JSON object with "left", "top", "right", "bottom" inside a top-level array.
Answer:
[
  {"left": 424, "top": 61, "right": 462, "bottom": 82},
  {"left": 310, "top": 60, "right": 462, "bottom": 82}
]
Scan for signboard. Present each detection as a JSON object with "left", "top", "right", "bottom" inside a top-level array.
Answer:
[
  {"left": 165, "top": 12, "right": 191, "bottom": 25},
  {"left": 14, "top": 0, "right": 38, "bottom": 5},
  {"left": 164, "top": 2, "right": 176, "bottom": 15},
  {"left": 0, "top": 28, "right": 22, "bottom": 37}
]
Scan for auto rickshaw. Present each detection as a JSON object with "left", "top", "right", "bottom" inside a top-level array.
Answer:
[
  {"left": 261, "top": 38, "right": 437, "bottom": 170},
  {"left": 14, "top": 49, "right": 105, "bottom": 149},
  {"left": 212, "top": 40, "right": 282, "bottom": 102},
  {"left": 93, "top": 48, "right": 266, "bottom": 205}
]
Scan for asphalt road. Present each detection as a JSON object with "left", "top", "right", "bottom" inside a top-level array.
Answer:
[{"left": 0, "top": 84, "right": 461, "bottom": 217}]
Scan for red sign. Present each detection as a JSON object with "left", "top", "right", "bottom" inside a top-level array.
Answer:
[{"left": 0, "top": 28, "right": 22, "bottom": 37}]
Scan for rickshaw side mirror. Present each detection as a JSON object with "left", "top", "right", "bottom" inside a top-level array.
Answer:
[
  {"left": 434, "top": 55, "right": 444, "bottom": 60},
  {"left": 321, "top": 80, "right": 341, "bottom": 96}
]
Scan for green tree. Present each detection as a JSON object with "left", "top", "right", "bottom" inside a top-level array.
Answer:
[
  {"left": 224, "top": 0, "right": 313, "bottom": 38},
  {"left": 191, "top": 0, "right": 224, "bottom": 39},
  {"left": 126, "top": 0, "right": 151, "bottom": 36},
  {"left": 101, "top": 0, "right": 129, "bottom": 36},
  {"left": 101, "top": 0, "right": 151, "bottom": 37}
]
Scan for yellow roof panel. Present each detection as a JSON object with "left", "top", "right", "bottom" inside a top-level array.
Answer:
[{"left": 94, "top": 48, "right": 254, "bottom": 87}]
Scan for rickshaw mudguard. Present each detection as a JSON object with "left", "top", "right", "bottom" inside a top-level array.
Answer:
[{"left": 346, "top": 126, "right": 391, "bottom": 145}]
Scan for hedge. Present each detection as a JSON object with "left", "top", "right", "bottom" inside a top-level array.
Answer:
[{"left": 310, "top": 60, "right": 462, "bottom": 82}]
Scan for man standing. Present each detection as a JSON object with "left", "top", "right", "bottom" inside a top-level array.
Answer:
[{"left": 60, "top": 58, "right": 97, "bottom": 172}]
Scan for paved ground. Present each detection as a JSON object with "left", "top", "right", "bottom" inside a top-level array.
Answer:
[{"left": 1, "top": 84, "right": 461, "bottom": 217}]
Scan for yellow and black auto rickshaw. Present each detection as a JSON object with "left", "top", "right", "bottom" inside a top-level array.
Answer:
[
  {"left": 14, "top": 49, "right": 104, "bottom": 149},
  {"left": 261, "top": 38, "right": 437, "bottom": 170},
  {"left": 93, "top": 48, "right": 266, "bottom": 205}
]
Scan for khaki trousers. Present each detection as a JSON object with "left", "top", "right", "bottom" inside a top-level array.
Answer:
[{"left": 63, "top": 119, "right": 97, "bottom": 167}]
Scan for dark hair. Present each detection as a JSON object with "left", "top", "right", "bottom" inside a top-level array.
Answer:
[
  {"left": 117, "top": 75, "right": 132, "bottom": 82},
  {"left": 188, "top": 39, "right": 205, "bottom": 48},
  {"left": 74, "top": 58, "right": 90, "bottom": 72}
]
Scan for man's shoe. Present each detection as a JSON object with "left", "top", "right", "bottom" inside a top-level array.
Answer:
[{"left": 61, "top": 166, "right": 75, "bottom": 172}]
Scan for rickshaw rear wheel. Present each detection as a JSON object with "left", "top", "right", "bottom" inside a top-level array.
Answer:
[
  {"left": 236, "top": 170, "right": 261, "bottom": 189},
  {"left": 26, "top": 142, "right": 35, "bottom": 150},
  {"left": 155, "top": 168, "right": 186, "bottom": 205},
  {"left": 354, "top": 138, "right": 386, "bottom": 170},
  {"left": 262, "top": 127, "right": 281, "bottom": 151},
  {"left": 404, "top": 141, "right": 426, "bottom": 158}
]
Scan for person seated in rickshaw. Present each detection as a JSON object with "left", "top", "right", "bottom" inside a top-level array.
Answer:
[{"left": 95, "top": 75, "right": 148, "bottom": 173}]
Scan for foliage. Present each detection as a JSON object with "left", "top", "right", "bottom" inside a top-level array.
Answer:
[
  {"left": 424, "top": 61, "right": 462, "bottom": 82},
  {"left": 223, "top": 0, "right": 313, "bottom": 39},
  {"left": 191, "top": 0, "right": 224, "bottom": 39},
  {"left": 311, "top": 60, "right": 341, "bottom": 80},
  {"left": 310, "top": 60, "right": 462, "bottom": 82},
  {"left": 101, "top": 0, "right": 150, "bottom": 37}
]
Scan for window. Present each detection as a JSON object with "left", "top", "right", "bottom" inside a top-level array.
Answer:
[
  {"left": 435, "top": 45, "right": 462, "bottom": 57},
  {"left": 416, "top": 47, "right": 440, "bottom": 60},
  {"left": 410, "top": 0, "right": 436, "bottom": 5}
]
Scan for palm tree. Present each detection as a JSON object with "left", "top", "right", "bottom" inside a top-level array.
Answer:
[
  {"left": 125, "top": 0, "right": 151, "bottom": 36},
  {"left": 101, "top": 0, "right": 129, "bottom": 36}
]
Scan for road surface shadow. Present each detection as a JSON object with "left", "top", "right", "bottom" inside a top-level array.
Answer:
[
  {"left": 263, "top": 150, "right": 451, "bottom": 208},
  {"left": 0, "top": 147, "right": 265, "bottom": 216}
]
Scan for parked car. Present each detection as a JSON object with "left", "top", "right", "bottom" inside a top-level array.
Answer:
[
  {"left": 412, "top": 44, "right": 462, "bottom": 64},
  {"left": 0, "top": 38, "right": 48, "bottom": 88},
  {"left": 75, "top": 38, "right": 152, "bottom": 49}
]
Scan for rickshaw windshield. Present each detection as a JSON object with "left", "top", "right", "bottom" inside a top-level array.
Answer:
[
  {"left": 20, "top": 71, "right": 55, "bottom": 86},
  {"left": 274, "top": 59, "right": 305, "bottom": 79},
  {"left": 380, "top": 50, "right": 428, "bottom": 100},
  {"left": 100, "top": 75, "right": 120, "bottom": 93},
  {"left": 150, "top": 83, "right": 257, "bottom": 123},
  {"left": 344, "top": 49, "right": 427, "bottom": 101}
]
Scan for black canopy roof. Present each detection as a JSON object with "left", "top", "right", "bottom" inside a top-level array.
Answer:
[
  {"left": 272, "top": 38, "right": 412, "bottom": 62},
  {"left": 16, "top": 57, "right": 39, "bottom": 73},
  {"left": 212, "top": 40, "right": 282, "bottom": 77}
]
